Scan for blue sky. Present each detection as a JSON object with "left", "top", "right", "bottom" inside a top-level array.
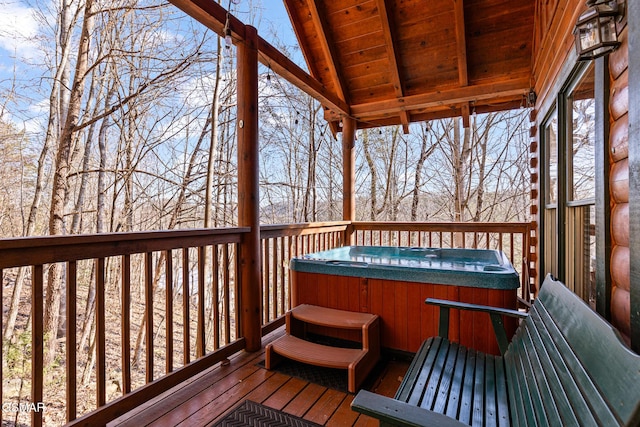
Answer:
[{"left": 0, "top": 0, "right": 304, "bottom": 130}]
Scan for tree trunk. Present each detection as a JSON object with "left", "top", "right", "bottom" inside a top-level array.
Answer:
[
  {"left": 44, "top": 0, "right": 95, "bottom": 366},
  {"left": 3, "top": 0, "right": 75, "bottom": 343},
  {"left": 410, "top": 123, "right": 436, "bottom": 222},
  {"left": 362, "top": 130, "right": 377, "bottom": 220}
]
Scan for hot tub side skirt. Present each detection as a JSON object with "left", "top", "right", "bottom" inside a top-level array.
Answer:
[{"left": 291, "top": 270, "right": 518, "bottom": 355}]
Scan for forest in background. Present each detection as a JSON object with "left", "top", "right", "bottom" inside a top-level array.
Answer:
[{"left": 0, "top": 0, "right": 531, "bottom": 424}]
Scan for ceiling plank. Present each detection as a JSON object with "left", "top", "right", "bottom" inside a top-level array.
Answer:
[
  {"left": 376, "top": 0, "right": 409, "bottom": 131},
  {"left": 168, "top": 0, "right": 349, "bottom": 116},
  {"left": 349, "top": 77, "right": 530, "bottom": 118},
  {"left": 453, "top": 0, "right": 468, "bottom": 87},
  {"left": 283, "top": 0, "right": 322, "bottom": 80},
  {"left": 306, "top": 0, "right": 349, "bottom": 103}
]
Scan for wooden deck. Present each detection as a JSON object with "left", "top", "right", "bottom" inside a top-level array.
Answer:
[{"left": 108, "top": 327, "right": 410, "bottom": 426}]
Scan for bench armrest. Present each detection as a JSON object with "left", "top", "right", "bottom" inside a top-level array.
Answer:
[
  {"left": 425, "top": 298, "right": 528, "bottom": 355},
  {"left": 351, "top": 390, "right": 469, "bottom": 427}
]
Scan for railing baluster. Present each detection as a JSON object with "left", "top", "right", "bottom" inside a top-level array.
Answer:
[
  {"left": 96, "top": 257, "right": 106, "bottom": 406},
  {"left": 196, "top": 246, "right": 205, "bottom": 358},
  {"left": 233, "top": 243, "right": 240, "bottom": 340},
  {"left": 223, "top": 244, "right": 231, "bottom": 344},
  {"left": 272, "top": 238, "right": 278, "bottom": 321},
  {"left": 165, "top": 250, "right": 173, "bottom": 373},
  {"left": 510, "top": 233, "right": 515, "bottom": 263},
  {"left": 212, "top": 245, "right": 220, "bottom": 350},
  {"left": 263, "top": 239, "right": 270, "bottom": 323},
  {"left": 66, "top": 261, "right": 77, "bottom": 421},
  {"left": 32, "top": 264, "right": 43, "bottom": 427},
  {"left": 122, "top": 254, "right": 131, "bottom": 394},
  {"left": 145, "top": 252, "right": 153, "bottom": 383},
  {"left": 182, "top": 248, "right": 190, "bottom": 364},
  {"left": 278, "top": 236, "right": 291, "bottom": 317},
  {"left": 0, "top": 268, "right": 2, "bottom": 413}
]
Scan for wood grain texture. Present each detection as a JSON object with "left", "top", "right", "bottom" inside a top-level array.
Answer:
[
  {"left": 610, "top": 113, "right": 629, "bottom": 162},
  {"left": 610, "top": 69, "right": 629, "bottom": 121},
  {"left": 611, "top": 286, "right": 631, "bottom": 338},
  {"left": 610, "top": 158, "right": 629, "bottom": 203},
  {"left": 609, "top": 26, "right": 628, "bottom": 81},
  {"left": 611, "top": 245, "right": 631, "bottom": 292},
  {"left": 611, "top": 203, "right": 630, "bottom": 246}
]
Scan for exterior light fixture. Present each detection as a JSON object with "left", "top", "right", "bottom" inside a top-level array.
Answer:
[
  {"left": 225, "top": 28, "right": 232, "bottom": 49},
  {"left": 573, "top": 0, "right": 623, "bottom": 60}
]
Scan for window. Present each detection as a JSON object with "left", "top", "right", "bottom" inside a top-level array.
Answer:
[{"left": 541, "top": 62, "right": 596, "bottom": 304}]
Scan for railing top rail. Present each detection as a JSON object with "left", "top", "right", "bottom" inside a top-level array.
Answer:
[
  {"left": 260, "top": 221, "right": 350, "bottom": 238},
  {"left": 0, "top": 227, "right": 249, "bottom": 269},
  {"left": 352, "top": 221, "right": 532, "bottom": 233}
]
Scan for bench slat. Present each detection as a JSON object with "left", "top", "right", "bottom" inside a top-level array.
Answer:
[
  {"left": 506, "top": 335, "right": 540, "bottom": 427},
  {"left": 472, "top": 352, "right": 486, "bottom": 427},
  {"left": 484, "top": 355, "right": 497, "bottom": 427},
  {"left": 518, "top": 326, "right": 555, "bottom": 427},
  {"left": 420, "top": 337, "right": 453, "bottom": 410},
  {"left": 403, "top": 339, "right": 442, "bottom": 406},
  {"left": 537, "top": 284, "right": 640, "bottom": 426},
  {"left": 525, "top": 310, "right": 586, "bottom": 426},
  {"left": 533, "top": 300, "right": 620, "bottom": 426},
  {"left": 433, "top": 341, "right": 461, "bottom": 414},
  {"left": 445, "top": 345, "right": 468, "bottom": 420},
  {"left": 458, "top": 349, "right": 476, "bottom": 424},
  {"left": 494, "top": 354, "right": 509, "bottom": 427}
]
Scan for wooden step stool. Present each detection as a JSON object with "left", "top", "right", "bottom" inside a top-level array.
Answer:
[{"left": 265, "top": 304, "right": 380, "bottom": 393}]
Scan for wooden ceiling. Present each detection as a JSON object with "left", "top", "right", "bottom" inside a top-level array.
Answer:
[
  {"left": 284, "top": 0, "right": 535, "bottom": 131},
  {"left": 168, "top": 0, "right": 535, "bottom": 132}
]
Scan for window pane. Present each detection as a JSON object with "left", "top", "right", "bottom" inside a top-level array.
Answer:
[
  {"left": 569, "top": 63, "right": 595, "bottom": 202},
  {"left": 545, "top": 112, "right": 558, "bottom": 205}
]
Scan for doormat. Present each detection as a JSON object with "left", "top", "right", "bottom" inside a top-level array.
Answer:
[{"left": 212, "top": 400, "right": 322, "bottom": 427}]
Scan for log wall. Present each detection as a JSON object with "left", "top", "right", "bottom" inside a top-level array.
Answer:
[{"left": 609, "top": 28, "right": 631, "bottom": 342}]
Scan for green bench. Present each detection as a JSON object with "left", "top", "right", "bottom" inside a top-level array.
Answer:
[{"left": 352, "top": 275, "right": 640, "bottom": 426}]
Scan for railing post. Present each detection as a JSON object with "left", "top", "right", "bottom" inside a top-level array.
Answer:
[
  {"left": 237, "top": 25, "right": 262, "bottom": 352},
  {"left": 343, "top": 117, "right": 356, "bottom": 245}
]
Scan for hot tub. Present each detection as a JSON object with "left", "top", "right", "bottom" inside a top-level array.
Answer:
[{"left": 290, "top": 246, "right": 520, "bottom": 355}]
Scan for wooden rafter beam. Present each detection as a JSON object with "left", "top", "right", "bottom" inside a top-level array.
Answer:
[
  {"left": 306, "top": 0, "right": 349, "bottom": 103},
  {"left": 167, "top": 0, "right": 349, "bottom": 116},
  {"left": 348, "top": 77, "right": 530, "bottom": 119},
  {"left": 453, "top": 0, "right": 468, "bottom": 87},
  {"left": 461, "top": 103, "right": 470, "bottom": 128},
  {"left": 375, "top": 0, "right": 409, "bottom": 132}
]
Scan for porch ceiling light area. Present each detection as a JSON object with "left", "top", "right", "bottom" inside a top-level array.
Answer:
[{"left": 574, "top": 0, "right": 624, "bottom": 60}]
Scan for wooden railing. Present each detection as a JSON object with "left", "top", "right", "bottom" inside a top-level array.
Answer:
[
  {"left": 0, "top": 228, "right": 248, "bottom": 426},
  {"left": 0, "top": 220, "right": 532, "bottom": 426},
  {"left": 259, "top": 222, "right": 349, "bottom": 332},
  {"left": 351, "top": 221, "right": 534, "bottom": 302}
]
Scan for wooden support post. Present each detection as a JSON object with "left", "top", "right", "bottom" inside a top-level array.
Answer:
[
  {"left": 342, "top": 117, "right": 356, "bottom": 244},
  {"left": 595, "top": 56, "right": 611, "bottom": 320},
  {"left": 237, "top": 25, "right": 262, "bottom": 352}
]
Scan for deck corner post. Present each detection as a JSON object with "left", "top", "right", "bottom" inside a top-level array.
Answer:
[
  {"left": 342, "top": 117, "right": 356, "bottom": 244},
  {"left": 237, "top": 24, "right": 262, "bottom": 352}
]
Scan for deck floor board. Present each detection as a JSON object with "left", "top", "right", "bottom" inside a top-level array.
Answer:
[{"left": 111, "top": 327, "right": 410, "bottom": 426}]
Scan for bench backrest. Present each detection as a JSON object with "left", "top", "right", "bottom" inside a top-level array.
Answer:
[{"left": 504, "top": 274, "right": 640, "bottom": 427}]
